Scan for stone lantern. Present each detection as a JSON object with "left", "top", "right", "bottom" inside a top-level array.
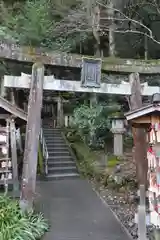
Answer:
[{"left": 110, "top": 116, "right": 125, "bottom": 156}]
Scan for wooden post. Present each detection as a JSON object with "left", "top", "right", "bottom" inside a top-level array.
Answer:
[
  {"left": 129, "top": 73, "right": 147, "bottom": 187},
  {"left": 137, "top": 185, "right": 146, "bottom": 240},
  {"left": 0, "top": 77, "right": 6, "bottom": 98},
  {"left": 20, "top": 63, "right": 44, "bottom": 211},
  {"left": 4, "top": 119, "right": 10, "bottom": 195},
  {"left": 15, "top": 128, "right": 23, "bottom": 153},
  {"left": 10, "top": 118, "right": 19, "bottom": 197}
]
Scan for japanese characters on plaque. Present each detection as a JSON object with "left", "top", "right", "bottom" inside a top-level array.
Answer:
[
  {"left": 0, "top": 128, "right": 12, "bottom": 183},
  {"left": 148, "top": 124, "right": 160, "bottom": 226},
  {"left": 81, "top": 57, "right": 101, "bottom": 87}
]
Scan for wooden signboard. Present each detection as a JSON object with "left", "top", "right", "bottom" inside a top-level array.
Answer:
[{"left": 81, "top": 57, "right": 101, "bottom": 87}]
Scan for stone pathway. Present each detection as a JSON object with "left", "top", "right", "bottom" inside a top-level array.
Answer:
[{"left": 36, "top": 179, "right": 132, "bottom": 240}]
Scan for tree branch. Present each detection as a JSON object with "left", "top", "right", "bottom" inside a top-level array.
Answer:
[
  {"left": 51, "top": 0, "right": 160, "bottom": 49},
  {"left": 96, "top": 1, "right": 153, "bottom": 37}
]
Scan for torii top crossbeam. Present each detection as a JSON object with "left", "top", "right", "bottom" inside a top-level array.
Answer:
[
  {"left": 3, "top": 74, "right": 160, "bottom": 96},
  {"left": 1, "top": 41, "right": 160, "bottom": 74}
]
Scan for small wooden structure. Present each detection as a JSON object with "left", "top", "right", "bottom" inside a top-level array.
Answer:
[
  {"left": 125, "top": 93, "right": 160, "bottom": 230},
  {"left": 0, "top": 113, "right": 26, "bottom": 196}
]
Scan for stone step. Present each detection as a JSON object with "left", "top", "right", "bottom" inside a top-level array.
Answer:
[
  {"left": 43, "top": 127, "right": 60, "bottom": 129},
  {"left": 45, "top": 138, "right": 64, "bottom": 141},
  {"left": 44, "top": 135, "right": 61, "bottom": 138},
  {"left": 42, "top": 126, "right": 78, "bottom": 179},
  {"left": 48, "top": 161, "right": 75, "bottom": 167},
  {"left": 45, "top": 136, "right": 62, "bottom": 139},
  {"left": 46, "top": 143, "right": 67, "bottom": 147},
  {"left": 46, "top": 173, "right": 79, "bottom": 180},
  {"left": 43, "top": 133, "right": 61, "bottom": 136},
  {"left": 48, "top": 166, "right": 77, "bottom": 174},
  {"left": 48, "top": 156, "right": 72, "bottom": 161},
  {"left": 43, "top": 126, "right": 60, "bottom": 129},
  {"left": 44, "top": 129, "right": 61, "bottom": 131},
  {"left": 46, "top": 140, "right": 65, "bottom": 144},
  {"left": 43, "top": 128, "right": 61, "bottom": 133},
  {"left": 47, "top": 145, "right": 68, "bottom": 148},
  {"left": 43, "top": 130, "right": 62, "bottom": 136},
  {"left": 44, "top": 134, "right": 62, "bottom": 137},
  {"left": 46, "top": 142, "right": 65, "bottom": 145},
  {"left": 48, "top": 147, "right": 69, "bottom": 152},
  {"left": 45, "top": 137, "right": 64, "bottom": 140},
  {"left": 47, "top": 148, "right": 69, "bottom": 152},
  {"left": 48, "top": 151, "right": 70, "bottom": 156}
]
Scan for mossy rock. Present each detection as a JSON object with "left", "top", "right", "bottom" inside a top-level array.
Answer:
[
  {"left": 66, "top": 130, "right": 81, "bottom": 143},
  {"left": 107, "top": 155, "right": 120, "bottom": 168}
]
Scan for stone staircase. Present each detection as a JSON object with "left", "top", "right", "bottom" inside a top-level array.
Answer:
[{"left": 43, "top": 124, "right": 79, "bottom": 180}]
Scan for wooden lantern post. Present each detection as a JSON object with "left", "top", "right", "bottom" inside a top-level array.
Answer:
[{"left": 125, "top": 93, "right": 160, "bottom": 239}]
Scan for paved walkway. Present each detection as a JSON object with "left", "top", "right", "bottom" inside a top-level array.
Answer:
[{"left": 36, "top": 179, "right": 131, "bottom": 240}]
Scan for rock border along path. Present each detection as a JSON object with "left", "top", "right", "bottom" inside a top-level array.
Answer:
[{"left": 36, "top": 179, "right": 132, "bottom": 240}]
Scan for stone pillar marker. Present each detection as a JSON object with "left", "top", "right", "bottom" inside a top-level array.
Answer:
[
  {"left": 64, "top": 115, "right": 68, "bottom": 127},
  {"left": 90, "top": 93, "right": 98, "bottom": 108},
  {"left": 57, "top": 96, "right": 64, "bottom": 127},
  {"left": 111, "top": 117, "right": 125, "bottom": 156}
]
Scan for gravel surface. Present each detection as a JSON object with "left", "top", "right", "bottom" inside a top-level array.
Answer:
[{"left": 91, "top": 182, "right": 155, "bottom": 240}]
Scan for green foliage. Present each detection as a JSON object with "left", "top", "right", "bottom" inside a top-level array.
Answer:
[
  {"left": 0, "top": 0, "right": 160, "bottom": 57},
  {"left": 70, "top": 141, "right": 97, "bottom": 178},
  {"left": 67, "top": 133, "right": 137, "bottom": 191},
  {"left": 73, "top": 103, "right": 121, "bottom": 148},
  {"left": 0, "top": 0, "right": 90, "bottom": 51},
  {"left": 0, "top": 195, "right": 48, "bottom": 240},
  {"left": 0, "top": 0, "right": 54, "bottom": 47}
]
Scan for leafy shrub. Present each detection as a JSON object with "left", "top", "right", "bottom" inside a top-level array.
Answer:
[
  {"left": 0, "top": 195, "right": 48, "bottom": 240},
  {"left": 70, "top": 143, "right": 95, "bottom": 178},
  {"left": 73, "top": 104, "right": 121, "bottom": 148}
]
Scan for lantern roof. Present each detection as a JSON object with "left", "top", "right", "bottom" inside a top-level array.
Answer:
[{"left": 109, "top": 115, "right": 125, "bottom": 121}]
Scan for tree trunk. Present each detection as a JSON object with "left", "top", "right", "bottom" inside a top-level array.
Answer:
[
  {"left": 129, "top": 73, "right": 147, "bottom": 187},
  {"left": 108, "top": 0, "right": 116, "bottom": 57},
  {"left": 92, "top": 4, "right": 101, "bottom": 57},
  {"left": 144, "top": 35, "right": 148, "bottom": 60},
  {"left": 20, "top": 63, "right": 44, "bottom": 211}
]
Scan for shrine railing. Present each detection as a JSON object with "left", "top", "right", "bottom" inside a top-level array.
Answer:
[{"left": 40, "top": 128, "right": 48, "bottom": 175}]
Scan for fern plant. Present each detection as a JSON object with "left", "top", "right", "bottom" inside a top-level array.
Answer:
[{"left": 0, "top": 195, "right": 49, "bottom": 240}]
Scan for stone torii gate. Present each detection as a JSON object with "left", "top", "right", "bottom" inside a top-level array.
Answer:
[
  {"left": 3, "top": 71, "right": 160, "bottom": 157},
  {"left": 1, "top": 41, "right": 160, "bottom": 158},
  {"left": 1, "top": 40, "right": 160, "bottom": 74}
]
